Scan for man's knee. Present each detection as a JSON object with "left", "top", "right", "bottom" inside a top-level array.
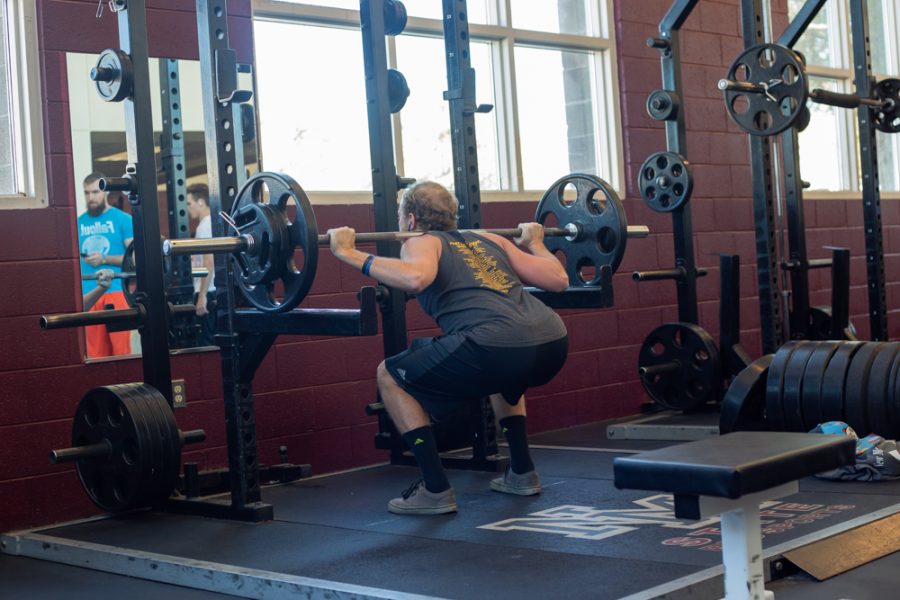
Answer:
[{"left": 376, "top": 361, "right": 395, "bottom": 389}]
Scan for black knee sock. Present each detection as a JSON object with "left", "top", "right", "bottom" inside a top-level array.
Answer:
[
  {"left": 499, "top": 416, "right": 534, "bottom": 474},
  {"left": 402, "top": 426, "right": 450, "bottom": 493}
]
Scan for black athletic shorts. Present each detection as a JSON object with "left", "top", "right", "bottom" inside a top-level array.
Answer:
[{"left": 384, "top": 333, "right": 569, "bottom": 420}]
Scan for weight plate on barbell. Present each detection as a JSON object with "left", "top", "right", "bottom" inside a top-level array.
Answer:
[
  {"left": 781, "top": 341, "right": 816, "bottom": 432},
  {"left": 638, "top": 322, "right": 722, "bottom": 411},
  {"left": 387, "top": 69, "right": 410, "bottom": 113},
  {"left": 230, "top": 172, "right": 319, "bottom": 313},
  {"left": 819, "top": 341, "right": 863, "bottom": 424},
  {"left": 866, "top": 343, "right": 898, "bottom": 439},
  {"left": 873, "top": 78, "right": 900, "bottom": 134},
  {"left": 765, "top": 342, "right": 801, "bottom": 430},
  {"left": 638, "top": 152, "right": 693, "bottom": 213},
  {"left": 383, "top": 0, "right": 408, "bottom": 36},
  {"left": 719, "top": 354, "right": 772, "bottom": 434},
  {"left": 800, "top": 341, "right": 842, "bottom": 431},
  {"left": 722, "top": 43, "right": 809, "bottom": 136},
  {"left": 535, "top": 173, "right": 628, "bottom": 285},
  {"left": 844, "top": 342, "right": 887, "bottom": 436}
]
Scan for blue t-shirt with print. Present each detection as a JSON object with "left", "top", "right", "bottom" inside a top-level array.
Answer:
[{"left": 78, "top": 206, "right": 134, "bottom": 295}]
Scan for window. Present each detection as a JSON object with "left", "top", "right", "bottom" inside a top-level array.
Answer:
[
  {"left": 0, "top": 1, "right": 47, "bottom": 208},
  {"left": 787, "top": 0, "right": 900, "bottom": 193},
  {"left": 252, "top": 0, "right": 621, "bottom": 201}
]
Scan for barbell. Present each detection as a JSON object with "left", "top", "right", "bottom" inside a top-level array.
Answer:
[
  {"left": 82, "top": 268, "right": 209, "bottom": 281},
  {"left": 719, "top": 43, "right": 900, "bottom": 136},
  {"left": 161, "top": 171, "right": 650, "bottom": 313}
]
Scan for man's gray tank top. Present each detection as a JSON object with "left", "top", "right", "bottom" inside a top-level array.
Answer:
[{"left": 414, "top": 230, "right": 567, "bottom": 347}]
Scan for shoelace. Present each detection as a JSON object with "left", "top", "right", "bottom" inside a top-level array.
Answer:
[{"left": 400, "top": 479, "right": 425, "bottom": 499}]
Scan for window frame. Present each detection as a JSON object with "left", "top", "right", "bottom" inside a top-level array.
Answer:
[
  {"left": 251, "top": 0, "right": 623, "bottom": 204},
  {"left": 0, "top": 0, "right": 47, "bottom": 209},
  {"left": 790, "top": 1, "right": 900, "bottom": 199}
]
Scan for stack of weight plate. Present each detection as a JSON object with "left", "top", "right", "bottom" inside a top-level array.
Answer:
[{"left": 765, "top": 340, "right": 900, "bottom": 439}]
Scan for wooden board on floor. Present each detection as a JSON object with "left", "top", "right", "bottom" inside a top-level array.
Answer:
[{"left": 783, "top": 512, "right": 900, "bottom": 580}]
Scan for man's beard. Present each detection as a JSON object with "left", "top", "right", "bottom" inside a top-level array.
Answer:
[{"left": 86, "top": 203, "right": 105, "bottom": 217}]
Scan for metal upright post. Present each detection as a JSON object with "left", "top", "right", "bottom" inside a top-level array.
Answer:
[
  {"left": 190, "top": 0, "right": 272, "bottom": 520},
  {"left": 655, "top": 0, "right": 700, "bottom": 325},
  {"left": 741, "top": 0, "right": 784, "bottom": 354},
  {"left": 849, "top": 0, "right": 888, "bottom": 341},
  {"left": 113, "top": 1, "right": 173, "bottom": 400},
  {"left": 159, "top": 58, "right": 199, "bottom": 348}
]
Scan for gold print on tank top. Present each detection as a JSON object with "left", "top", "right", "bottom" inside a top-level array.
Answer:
[{"left": 449, "top": 240, "right": 514, "bottom": 294}]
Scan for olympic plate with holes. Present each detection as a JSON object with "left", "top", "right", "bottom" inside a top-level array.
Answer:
[
  {"left": 722, "top": 43, "right": 808, "bottom": 136},
  {"left": 719, "top": 354, "right": 772, "bottom": 434},
  {"left": 230, "top": 172, "right": 319, "bottom": 312},
  {"left": 638, "top": 152, "right": 693, "bottom": 212},
  {"left": 638, "top": 323, "right": 722, "bottom": 411},
  {"left": 71, "top": 383, "right": 180, "bottom": 512},
  {"left": 873, "top": 78, "right": 900, "bottom": 134},
  {"left": 535, "top": 173, "right": 628, "bottom": 285}
]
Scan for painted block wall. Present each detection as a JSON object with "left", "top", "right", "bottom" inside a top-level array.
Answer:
[{"left": 0, "top": 0, "right": 897, "bottom": 532}]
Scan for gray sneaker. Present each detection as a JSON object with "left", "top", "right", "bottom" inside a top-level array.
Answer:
[
  {"left": 388, "top": 480, "right": 458, "bottom": 515},
  {"left": 490, "top": 468, "right": 541, "bottom": 496}
]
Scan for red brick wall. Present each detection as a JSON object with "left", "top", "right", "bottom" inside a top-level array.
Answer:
[{"left": 1, "top": 0, "right": 898, "bottom": 532}]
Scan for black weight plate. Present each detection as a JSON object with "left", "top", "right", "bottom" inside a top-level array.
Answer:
[
  {"left": 781, "top": 341, "right": 816, "bottom": 432},
  {"left": 147, "top": 386, "right": 182, "bottom": 505},
  {"left": 383, "top": 0, "right": 408, "bottom": 36},
  {"left": 723, "top": 43, "right": 808, "bottom": 136},
  {"left": 93, "top": 48, "right": 133, "bottom": 103},
  {"left": 72, "top": 386, "right": 154, "bottom": 512},
  {"left": 844, "top": 342, "right": 886, "bottom": 435},
  {"left": 638, "top": 323, "right": 722, "bottom": 411},
  {"left": 889, "top": 351, "right": 900, "bottom": 440},
  {"left": 117, "top": 383, "right": 162, "bottom": 508},
  {"left": 638, "top": 152, "right": 693, "bottom": 213},
  {"left": 865, "top": 343, "right": 898, "bottom": 438},
  {"left": 873, "top": 78, "right": 900, "bottom": 134},
  {"left": 646, "top": 89, "right": 680, "bottom": 121},
  {"left": 765, "top": 342, "right": 801, "bottom": 430},
  {"left": 820, "top": 342, "right": 863, "bottom": 424},
  {"left": 720, "top": 354, "right": 772, "bottom": 434},
  {"left": 230, "top": 172, "right": 319, "bottom": 312},
  {"left": 130, "top": 383, "right": 175, "bottom": 506},
  {"left": 387, "top": 69, "right": 410, "bottom": 113},
  {"left": 535, "top": 173, "right": 628, "bottom": 285},
  {"left": 800, "top": 341, "right": 842, "bottom": 430}
]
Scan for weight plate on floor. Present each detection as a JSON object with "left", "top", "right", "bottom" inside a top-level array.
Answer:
[
  {"left": 800, "top": 341, "right": 842, "bottom": 431},
  {"left": 820, "top": 341, "right": 863, "bottom": 424},
  {"left": 781, "top": 341, "right": 816, "bottom": 432},
  {"left": 135, "top": 383, "right": 181, "bottom": 506},
  {"left": 889, "top": 350, "right": 900, "bottom": 440},
  {"left": 720, "top": 354, "right": 772, "bottom": 434},
  {"left": 844, "top": 342, "right": 886, "bottom": 436},
  {"left": 765, "top": 342, "right": 801, "bottom": 430},
  {"left": 866, "top": 343, "right": 898, "bottom": 439},
  {"left": 535, "top": 173, "right": 628, "bottom": 284},
  {"left": 638, "top": 323, "right": 722, "bottom": 411}
]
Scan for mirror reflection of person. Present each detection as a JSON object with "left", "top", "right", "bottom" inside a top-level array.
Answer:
[
  {"left": 78, "top": 172, "right": 133, "bottom": 358},
  {"left": 186, "top": 183, "right": 216, "bottom": 346},
  {"left": 83, "top": 269, "right": 114, "bottom": 310}
]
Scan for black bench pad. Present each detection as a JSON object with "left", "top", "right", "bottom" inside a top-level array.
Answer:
[{"left": 613, "top": 432, "right": 854, "bottom": 499}]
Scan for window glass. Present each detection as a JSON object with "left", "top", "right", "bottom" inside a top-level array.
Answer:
[
  {"left": 270, "top": 0, "right": 358, "bottom": 9},
  {"left": 867, "top": 0, "right": 890, "bottom": 75},
  {"left": 877, "top": 132, "right": 898, "bottom": 192},
  {"left": 787, "top": 0, "right": 834, "bottom": 68},
  {"left": 798, "top": 77, "right": 844, "bottom": 191},
  {"left": 510, "top": 0, "right": 593, "bottom": 36},
  {"left": 254, "top": 20, "right": 372, "bottom": 191},
  {"left": 515, "top": 45, "right": 599, "bottom": 190},
  {"left": 0, "top": 6, "right": 16, "bottom": 194},
  {"left": 405, "top": 1, "right": 490, "bottom": 24},
  {"left": 395, "top": 35, "right": 500, "bottom": 190}
]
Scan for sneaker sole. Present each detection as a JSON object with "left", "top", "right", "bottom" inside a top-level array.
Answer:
[
  {"left": 387, "top": 502, "right": 458, "bottom": 515},
  {"left": 490, "top": 480, "right": 541, "bottom": 496}
]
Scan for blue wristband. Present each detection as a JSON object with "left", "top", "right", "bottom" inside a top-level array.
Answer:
[{"left": 361, "top": 254, "right": 375, "bottom": 276}]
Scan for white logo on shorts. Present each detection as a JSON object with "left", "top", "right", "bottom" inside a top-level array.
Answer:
[{"left": 396, "top": 368, "right": 406, "bottom": 380}]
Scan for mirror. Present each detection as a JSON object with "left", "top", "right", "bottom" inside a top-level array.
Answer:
[{"left": 67, "top": 52, "right": 259, "bottom": 361}]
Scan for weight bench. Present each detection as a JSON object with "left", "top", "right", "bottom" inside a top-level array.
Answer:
[{"left": 613, "top": 431, "right": 854, "bottom": 599}]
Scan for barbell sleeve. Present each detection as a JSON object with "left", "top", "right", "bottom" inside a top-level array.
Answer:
[
  {"left": 40, "top": 306, "right": 145, "bottom": 330},
  {"left": 164, "top": 224, "right": 651, "bottom": 257},
  {"left": 639, "top": 361, "right": 682, "bottom": 377},
  {"left": 718, "top": 79, "right": 767, "bottom": 94},
  {"left": 50, "top": 440, "right": 112, "bottom": 464},
  {"left": 180, "top": 429, "right": 207, "bottom": 446}
]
